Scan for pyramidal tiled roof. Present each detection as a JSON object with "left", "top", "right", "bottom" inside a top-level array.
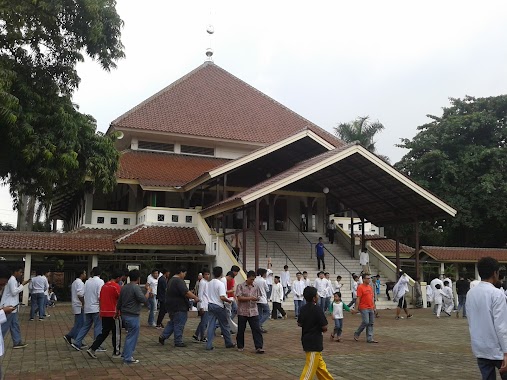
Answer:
[{"left": 111, "top": 62, "right": 343, "bottom": 147}]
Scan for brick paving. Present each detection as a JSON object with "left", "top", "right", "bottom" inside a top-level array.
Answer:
[{"left": 1, "top": 305, "right": 479, "bottom": 379}]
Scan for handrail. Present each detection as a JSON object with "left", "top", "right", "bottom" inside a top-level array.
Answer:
[
  {"left": 239, "top": 220, "right": 300, "bottom": 273},
  {"left": 288, "top": 217, "right": 353, "bottom": 277},
  {"left": 224, "top": 238, "right": 242, "bottom": 264},
  {"left": 266, "top": 240, "right": 301, "bottom": 273}
]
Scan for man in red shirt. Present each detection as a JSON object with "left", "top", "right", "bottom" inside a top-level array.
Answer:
[
  {"left": 87, "top": 269, "right": 125, "bottom": 358},
  {"left": 353, "top": 274, "right": 378, "bottom": 343},
  {"left": 227, "top": 265, "right": 240, "bottom": 320}
]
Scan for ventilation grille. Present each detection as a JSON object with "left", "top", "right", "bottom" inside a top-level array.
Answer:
[
  {"left": 181, "top": 145, "right": 214, "bottom": 156},
  {"left": 138, "top": 141, "right": 174, "bottom": 153}
]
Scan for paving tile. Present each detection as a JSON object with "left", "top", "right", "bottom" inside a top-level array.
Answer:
[{"left": 1, "top": 305, "right": 479, "bottom": 379}]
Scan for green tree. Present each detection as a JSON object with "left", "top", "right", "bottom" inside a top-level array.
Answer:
[
  {"left": 396, "top": 95, "right": 507, "bottom": 247},
  {"left": 0, "top": 0, "right": 124, "bottom": 208},
  {"left": 334, "top": 116, "right": 388, "bottom": 159}
]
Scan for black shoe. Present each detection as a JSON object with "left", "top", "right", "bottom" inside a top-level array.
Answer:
[
  {"left": 226, "top": 343, "right": 237, "bottom": 349},
  {"left": 63, "top": 336, "right": 71, "bottom": 345},
  {"left": 192, "top": 335, "right": 199, "bottom": 342},
  {"left": 175, "top": 343, "right": 187, "bottom": 347},
  {"left": 158, "top": 336, "right": 165, "bottom": 345}
]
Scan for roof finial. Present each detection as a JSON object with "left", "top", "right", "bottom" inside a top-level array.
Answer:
[{"left": 206, "top": 24, "right": 214, "bottom": 61}]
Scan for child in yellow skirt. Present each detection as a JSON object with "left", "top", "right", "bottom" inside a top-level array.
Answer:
[{"left": 297, "top": 286, "right": 334, "bottom": 380}]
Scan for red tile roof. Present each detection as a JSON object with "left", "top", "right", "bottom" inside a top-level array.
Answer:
[
  {"left": 371, "top": 239, "right": 414, "bottom": 254},
  {"left": 73, "top": 227, "right": 130, "bottom": 238},
  {"left": 111, "top": 62, "right": 343, "bottom": 147},
  {"left": 118, "top": 150, "right": 229, "bottom": 187},
  {"left": 0, "top": 232, "right": 115, "bottom": 253},
  {"left": 116, "top": 225, "right": 203, "bottom": 247},
  {"left": 422, "top": 246, "right": 507, "bottom": 262}
]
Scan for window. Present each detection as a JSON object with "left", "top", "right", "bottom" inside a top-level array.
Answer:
[
  {"left": 138, "top": 141, "right": 174, "bottom": 153},
  {"left": 186, "top": 215, "right": 193, "bottom": 223},
  {"left": 180, "top": 144, "right": 214, "bottom": 156},
  {"left": 157, "top": 214, "right": 165, "bottom": 222},
  {"left": 172, "top": 215, "right": 179, "bottom": 222},
  {"left": 338, "top": 223, "right": 343, "bottom": 229},
  {"left": 97, "top": 217, "right": 104, "bottom": 224},
  {"left": 123, "top": 218, "right": 130, "bottom": 225},
  {"left": 111, "top": 217, "right": 118, "bottom": 225}
]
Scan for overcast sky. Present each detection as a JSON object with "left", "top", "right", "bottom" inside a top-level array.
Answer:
[{"left": 2, "top": 0, "right": 507, "bottom": 225}]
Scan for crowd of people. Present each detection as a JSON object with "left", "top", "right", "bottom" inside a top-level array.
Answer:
[{"left": 1, "top": 254, "right": 506, "bottom": 379}]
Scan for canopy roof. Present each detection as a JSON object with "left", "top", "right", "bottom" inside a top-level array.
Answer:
[{"left": 201, "top": 143, "right": 457, "bottom": 225}]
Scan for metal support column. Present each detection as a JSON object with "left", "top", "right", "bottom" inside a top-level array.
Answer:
[
  {"left": 395, "top": 226, "right": 400, "bottom": 273},
  {"left": 361, "top": 218, "right": 366, "bottom": 251},
  {"left": 414, "top": 217, "right": 420, "bottom": 279},
  {"left": 255, "top": 199, "right": 260, "bottom": 271},
  {"left": 242, "top": 209, "right": 247, "bottom": 272},
  {"left": 350, "top": 213, "right": 354, "bottom": 258}
]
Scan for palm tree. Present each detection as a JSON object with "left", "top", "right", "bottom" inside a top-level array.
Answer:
[{"left": 334, "top": 116, "right": 389, "bottom": 161}]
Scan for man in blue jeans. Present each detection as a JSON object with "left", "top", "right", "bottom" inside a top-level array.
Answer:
[
  {"left": 456, "top": 275, "right": 470, "bottom": 318},
  {"left": 64, "top": 269, "right": 87, "bottom": 346},
  {"left": 353, "top": 274, "right": 378, "bottom": 343},
  {"left": 205, "top": 266, "right": 235, "bottom": 350},
  {"left": 116, "top": 269, "right": 150, "bottom": 364},
  {"left": 159, "top": 266, "right": 199, "bottom": 347},
  {"left": 0, "top": 265, "right": 30, "bottom": 348},
  {"left": 71, "top": 267, "right": 104, "bottom": 351},
  {"left": 29, "top": 269, "right": 47, "bottom": 321},
  {"left": 467, "top": 257, "right": 507, "bottom": 380},
  {"left": 254, "top": 268, "right": 270, "bottom": 333}
]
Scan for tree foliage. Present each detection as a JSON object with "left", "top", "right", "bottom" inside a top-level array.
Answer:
[
  {"left": 396, "top": 95, "right": 507, "bottom": 248},
  {"left": 334, "top": 116, "right": 390, "bottom": 162},
  {"left": 0, "top": 0, "right": 124, "bottom": 207}
]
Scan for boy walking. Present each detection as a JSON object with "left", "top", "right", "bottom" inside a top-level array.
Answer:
[
  {"left": 297, "top": 286, "right": 334, "bottom": 380},
  {"left": 316, "top": 238, "right": 325, "bottom": 271},
  {"left": 271, "top": 276, "right": 287, "bottom": 320}
]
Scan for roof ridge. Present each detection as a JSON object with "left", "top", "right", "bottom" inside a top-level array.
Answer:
[
  {"left": 110, "top": 62, "right": 212, "bottom": 129},
  {"left": 423, "top": 245, "right": 507, "bottom": 250},
  {"left": 116, "top": 224, "right": 147, "bottom": 243}
]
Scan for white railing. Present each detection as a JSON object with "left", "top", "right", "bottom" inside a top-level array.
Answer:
[
  {"left": 136, "top": 207, "right": 198, "bottom": 227},
  {"left": 195, "top": 214, "right": 246, "bottom": 283},
  {"left": 85, "top": 210, "right": 137, "bottom": 229}
]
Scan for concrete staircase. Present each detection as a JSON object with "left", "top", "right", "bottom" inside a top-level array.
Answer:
[{"left": 240, "top": 230, "right": 394, "bottom": 310}]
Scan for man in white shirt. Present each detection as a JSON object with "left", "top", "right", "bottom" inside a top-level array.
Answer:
[
  {"left": 0, "top": 266, "right": 30, "bottom": 348},
  {"left": 314, "top": 271, "right": 330, "bottom": 312},
  {"left": 64, "top": 269, "right": 87, "bottom": 346},
  {"left": 280, "top": 265, "right": 291, "bottom": 301},
  {"left": 266, "top": 260, "right": 273, "bottom": 301},
  {"left": 29, "top": 269, "right": 47, "bottom": 321},
  {"left": 292, "top": 272, "right": 306, "bottom": 319},
  {"left": 254, "top": 268, "right": 270, "bottom": 333},
  {"left": 0, "top": 265, "right": 17, "bottom": 379},
  {"left": 193, "top": 268, "right": 210, "bottom": 342},
  {"left": 71, "top": 267, "right": 104, "bottom": 351},
  {"left": 205, "top": 266, "right": 235, "bottom": 351},
  {"left": 146, "top": 269, "right": 159, "bottom": 327},
  {"left": 467, "top": 257, "right": 507, "bottom": 379},
  {"left": 42, "top": 270, "right": 51, "bottom": 317},
  {"left": 430, "top": 276, "right": 444, "bottom": 314}
]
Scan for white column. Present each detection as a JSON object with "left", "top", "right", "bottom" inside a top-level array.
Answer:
[
  {"left": 92, "top": 254, "right": 98, "bottom": 268},
  {"left": 474, "top": 263, "right": 480, "bottom": 280},
  {"left": 440, "top": 262, "right": 445, "bottom": 278},
  {"left": 22, "top": 253, "right": 32, "bottom": 306}
]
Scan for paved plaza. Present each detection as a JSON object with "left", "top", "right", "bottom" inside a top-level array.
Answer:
[{"left": 1, "top": 305, "right": 479, "bottom": 380}]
